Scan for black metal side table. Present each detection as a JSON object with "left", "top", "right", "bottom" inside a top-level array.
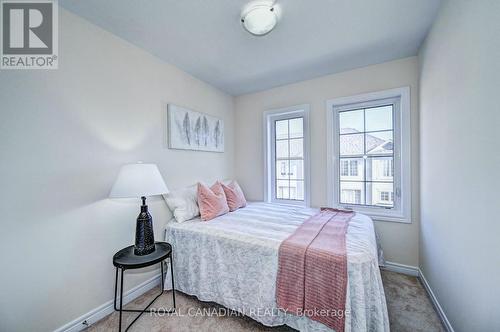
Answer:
[{"left": 113, "top": 242, "right": 176, "bottom": 332}]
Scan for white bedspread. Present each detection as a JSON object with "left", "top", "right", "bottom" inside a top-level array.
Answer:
[{"left": 164, "top": 202, "right": 389, "bottom": 332}]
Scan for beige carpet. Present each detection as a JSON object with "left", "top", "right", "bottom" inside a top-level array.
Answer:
[{"left": 86, "top": 270, "right": 444, "bottom": 332}]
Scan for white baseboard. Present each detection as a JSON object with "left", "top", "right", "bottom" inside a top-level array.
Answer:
[
  {"left": 54, "top": 274, "right": 161, "bottom": 332},
  {"left": 418, "top": 269, "right": 455, "bottom": 332},
  {"left": 382, "top": 261, "right": 419, "bottom": 277}
]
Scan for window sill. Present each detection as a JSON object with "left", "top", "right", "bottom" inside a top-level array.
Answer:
[
  {"left": 337, "top": 205, "right": 411, "bottom": 224},
  {"left": 368, "top": 214, "right": 411, "bottom": 224}
]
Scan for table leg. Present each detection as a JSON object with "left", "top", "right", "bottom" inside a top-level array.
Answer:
[
  {"left": 119, "top": 268, "right": 124, "bottom": 332},
  {"left": 114, "top": 268, "right": 118, "bottom": 311},
  {"left": 161, "top": 260, "right": 164, "bottom": 289},
  {"left": 116, "top": 262, "right": 172, "bottom": 332},
  {"left": 170, "top": 254, "right": 176, "bottom": 309}
]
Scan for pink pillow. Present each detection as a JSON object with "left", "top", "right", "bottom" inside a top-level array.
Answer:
[
  {"left": 221, "top": 180, "right": 247, "bottom": 211},
  {"left": 197, "top": 182, "right": 229, "bottom": 221}
]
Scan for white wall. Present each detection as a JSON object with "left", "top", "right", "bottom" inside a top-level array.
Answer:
[
  {"left": 419, "top": 0, "right": 500, "bottom": 330},
  {"left": 234, "top": 57, "right": 420, "bottom": 267},
  {"left": 0, "top": 9, "right": 234, "bottom": 332}
]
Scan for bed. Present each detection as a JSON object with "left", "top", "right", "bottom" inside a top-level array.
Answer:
[{"left": 163, "top": 202, "right": 389, "bottom": 332}]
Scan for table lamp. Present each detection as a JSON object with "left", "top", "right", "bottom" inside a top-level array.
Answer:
[{"left": 110, "top": 163, "right": 169, "bottom": 256}]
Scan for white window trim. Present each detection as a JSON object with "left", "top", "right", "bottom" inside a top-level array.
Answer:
[
  {"left": 263, "top": 104, "right": 311, "bottom": 207},
  {"left": 326, "top": 87, "right": 411, "bottom": 223}
]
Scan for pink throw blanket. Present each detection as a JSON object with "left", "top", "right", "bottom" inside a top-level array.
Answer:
[{"left": 276, "top": 208, "right": 354, "bottom": 331}]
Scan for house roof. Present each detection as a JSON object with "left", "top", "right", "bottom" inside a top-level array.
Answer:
[{"left": 340, "top": 128, "right": 392, "bottom": 156}]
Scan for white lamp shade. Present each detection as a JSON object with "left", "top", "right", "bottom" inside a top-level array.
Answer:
[{"left": 110, "top": 163, "right": 169, "bottom": 198}]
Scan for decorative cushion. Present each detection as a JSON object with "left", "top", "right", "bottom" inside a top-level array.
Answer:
[
  {"left": 221, "top": 180, "right": 247, "bottom": 211},
  {"left": 163, "top": 185, "right": 199, "bottom": 222},
  {"left": 197, "top": 182, "right": 230, "bottom": 221}
]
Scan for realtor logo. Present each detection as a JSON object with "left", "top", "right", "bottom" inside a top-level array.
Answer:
[{"left": 1, "top": 0, "right": 58, "bottom": 69}]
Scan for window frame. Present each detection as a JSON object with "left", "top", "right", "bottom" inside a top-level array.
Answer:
[
  {"left": 264, "top": 105, "right": 311, "bottom": 206},
  {"left": 326, "top": 87, "right": 411, "bottom": 223}
]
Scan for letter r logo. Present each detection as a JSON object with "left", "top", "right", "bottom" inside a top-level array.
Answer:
[{"left": 2, "top": 1, "right": 53, "bottom": 54}]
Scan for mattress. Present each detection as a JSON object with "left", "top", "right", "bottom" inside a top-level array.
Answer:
[{"left": 164, "top": 202, "right": 389, "bottom": 332}]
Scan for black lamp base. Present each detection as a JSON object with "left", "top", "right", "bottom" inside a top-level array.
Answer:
[
  {"left": 134, "top": 244, "right": 155, "bottom": 256},
  {"left": 134, "top": 196, "right": 156, "bottom": 256}
]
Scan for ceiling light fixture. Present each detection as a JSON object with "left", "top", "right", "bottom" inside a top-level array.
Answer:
[{"left": 241, "top": 1, "right": 278, "bottom": 36}]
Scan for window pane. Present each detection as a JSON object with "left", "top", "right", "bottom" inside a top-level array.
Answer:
[
  {"left": 367, "top": 182, "right": 394, "bottom": 207},
  {"left": 339, "top": 109, "right": 364, "bottom": 133},
  {"left": 276, "top": 160, "right": 289, "bottom": 180},
  {"left": 365, "top": 105, "right": 393, "bottom": 132},
  {"left": 276, "top": 140, "right": 289, "bottom": 159},
  {"left": 340, "top": 133, "right": 364, "bottom": 156},
  {"left": 340, "top": 160, "right": 349, "bottom": 176},
  {"left": 275, "top": 120, "right": 288, "bottom": 140},
  {"left": 366, "top": 131, "right": 393, "bottom": 155},
  {"left": 339, "top": 158, "right": 364, "bottom": 180},
  {"left": 289, "top": 118, "right": 303, "bottom": 138},
  {"left": 340, "top": 182, "right": 365, "bottom": 205},
  {"left": 276, "top": 180, "right": 289, "bottom": 200},
  {"left": 367, "top": 156, "right": 393, "bottom": 182},
  {"left": 271, "top": 112, "right": 307, "bottom": 203},
  {"left": 289, "top": 160, "right": 304, "bottom": 180},
  {"left": 289, "top": 180, "right": 304, "bottom": 200},
  {"left": 289, "top": 139, "right": 303, "bottom": 158}
]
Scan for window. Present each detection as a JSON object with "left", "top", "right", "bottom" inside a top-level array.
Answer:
[
  {"left": 341, "top": 189, "right": 361, "bottom": 204},
  {"left": 327, "top": 87, "right": 411, "bottom": 223},
  {"left": 265, "top": 105, "right": 310, "bottom": 205},
  {"left": 341, "top": 160, "right": 358, "bottom": 177},
  {"left": 275, "top": 117, "right": 304, "bottom": 200},
  {"left": 336, "top": 103, "right": 396, "bottom": 208},
  {"left": 350, "top": 160, "right": 358, "bottom": 176},
  {"left": 341, "top": 160, "right": 349, "bottom": 176}
]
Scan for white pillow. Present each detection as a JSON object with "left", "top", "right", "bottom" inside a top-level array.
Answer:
[{"left": 163, "top": 185, "right": 200, "bottom": 222}]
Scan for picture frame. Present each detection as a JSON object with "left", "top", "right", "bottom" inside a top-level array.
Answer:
[{"left": 167, "top": 104, "right": 224, "bottom": 152}]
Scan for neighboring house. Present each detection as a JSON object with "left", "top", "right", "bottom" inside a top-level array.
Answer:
[
  {"left": 339, "top": 128, "right": 394, "bottom": 207},
  {"left": 276, "top": 159, "right": 305, "bottom": 200}
]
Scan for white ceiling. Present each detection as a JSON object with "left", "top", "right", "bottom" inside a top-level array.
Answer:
[{"left": 60, "top": 0, "right": 442, "bottom": 96}]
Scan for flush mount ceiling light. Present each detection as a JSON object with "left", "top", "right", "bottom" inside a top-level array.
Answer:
[{"left": 241, "top": 1, "right": 278, "bottom": 36}]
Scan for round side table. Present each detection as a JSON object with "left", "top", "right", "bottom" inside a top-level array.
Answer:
[{"left": 113, "top": 242, "right": 176, "bottom": 332}]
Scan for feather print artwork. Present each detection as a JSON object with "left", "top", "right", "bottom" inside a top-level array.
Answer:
[{"left": 167, "top": 104, "right": 224, "bottom": 152}]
